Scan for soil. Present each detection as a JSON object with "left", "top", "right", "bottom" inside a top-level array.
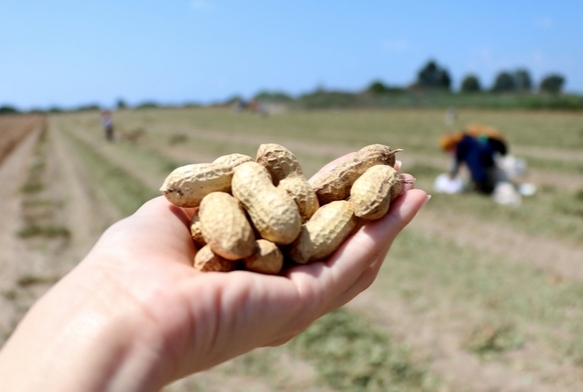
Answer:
[{"left": 1, "top": 113, "right": 582, "bottom": 391}]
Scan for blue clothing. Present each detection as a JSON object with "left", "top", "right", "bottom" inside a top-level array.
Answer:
[{"left": 454, "top": 135, "right": 496, "bottom": 193}]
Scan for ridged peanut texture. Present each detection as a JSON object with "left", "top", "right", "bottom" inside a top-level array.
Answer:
[
  {"left": 189, "top": 209, "right": 206, "bottom": 248},
  {"left": 288, "top": 200, "right": 358, "bottom": 264},
  {"left": 350, "top": 165, "right": 402, "bottom": 220},
  {"left": 243, "top": 239, "right": 284, "bottom": 275},
  {"left": 159, "top": 163, "right": 233, "bottom": 207},
  {"left": 194, "top": 244, "right": 238, "bottom": 272},
  {"left": 312, "top": 144, "right": 401, "bottom": 205},
  {"left": 199, "top": 192, "right": 257, "bottom": 260},
  {"left": 232, "top": 162, "right": 302, "bottom": 245},
  {"left": 256, "top": 143, "right": 319, "bottom": 221}
]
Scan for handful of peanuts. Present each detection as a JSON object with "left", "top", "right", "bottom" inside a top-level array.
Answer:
[{"left": 159, "top": 143, "right": 406, "bottom": 275}]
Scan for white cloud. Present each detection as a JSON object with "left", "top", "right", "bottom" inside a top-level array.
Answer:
[{"left": 190, "top": 0, "right": 214, "bottom": 11}]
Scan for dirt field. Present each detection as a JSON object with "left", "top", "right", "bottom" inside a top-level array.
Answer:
[{"left": 1, "top": 108, "right": 582, "bottom": 391}]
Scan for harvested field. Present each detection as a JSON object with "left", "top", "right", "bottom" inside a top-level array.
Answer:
[{"left": 1, "top": 107, "right": 582, "bottom": 391}]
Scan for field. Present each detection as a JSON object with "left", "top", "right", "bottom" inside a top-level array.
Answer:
[{"left": 1, "top": 107, "right": 583, "bottom": 391}]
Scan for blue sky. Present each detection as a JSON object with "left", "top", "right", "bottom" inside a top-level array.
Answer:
[{"left": 1, "top": 1, "right": 581, "bottom": 110}]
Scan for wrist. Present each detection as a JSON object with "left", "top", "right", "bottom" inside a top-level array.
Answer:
[{"left": 0, "top": 263, "right": 171, "bottom": 392}]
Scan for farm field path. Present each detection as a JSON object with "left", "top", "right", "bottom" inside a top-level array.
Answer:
[
  {"left": 348, "top": 290, "right": 578, "bottom": 392},
  {"left": 0, "top": 119, "right": 125, "bottom": 343},
  {"left": 410, "top": 208, "right": 583, "bottom": 282},
  {"left": 3, "top": 110, "right": 583, "bottom": 392},
  {"left": 0, "top": 126, "right": 50, "bottom": 340}
]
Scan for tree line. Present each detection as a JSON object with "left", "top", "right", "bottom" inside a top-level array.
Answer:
[
  {"left": 369, "top": 59, "right": 565, "bottom": 94},
  {"left": 0, "top": 59, "right": 573, "bottom": 114}
]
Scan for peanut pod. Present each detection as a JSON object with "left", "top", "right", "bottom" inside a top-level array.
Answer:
[
  {"left": 232, "top": 161, "right": 302, "bottom": 245},
  {"left": 256, "top": 143, "right": 319, "bottom": 221},
  {"left": 243, "top": 239, "right": 284, "bottom": 275},
  {"left": 189, "top": 208, "right": 206, "bottom": 248},
  {"left": 288, "top": 200, "right": 358, "bottom": 264},
  {"left": 194, "top": 244, "right": 238, "bottom": 272},
  {"left": 159, "top": 163, "right": 233, "bottom": 207},
  {"left": 311, "top": 144, "right": 401, "bottom": 205},
  {"left": 350, "top": 165, "right": 402, "bottom": 220},
  {"left": 199, "top": 192, "right": 257, "bottom": 260}
]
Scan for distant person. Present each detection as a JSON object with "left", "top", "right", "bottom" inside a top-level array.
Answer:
[
  {"left": 438, "top": 125, "right": 533, "bottom": 206},
  {"left": 463, "top": 123, "right": 508, "bottom": 157},
  {"left": 101, "top": 110, "right": 115, "bottom": 142},
  {"left": 444, "top": 107, "right": 457, "bottom": 125},
  {"left": 439, "top": 130, "right": 501, "bottom": 195}
]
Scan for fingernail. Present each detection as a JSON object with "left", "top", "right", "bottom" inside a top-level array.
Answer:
[{"left": 421, "top": 194, "right": 432, "bottom": 208}]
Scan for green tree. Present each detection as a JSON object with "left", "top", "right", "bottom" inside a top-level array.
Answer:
[
  {"left": 117, "top": 99, "right": 128, "bottom": 110},
  {"left": 514, "top": 69, "right": 533, "bottom": 92},
  {"left": 367, "top": 80, "right": 389, "bottom": 95},
  {"left": 416, "top": 60, "right": 452, "bottom": 90},
  {"left": 539, "top": 74, "right": 565, "bottom": 94},
  {"left": 460, "top": 74, "right": 481, "bottom": 93},
  {"left": 492, "top": 71, "right": 516, "bottom": 92},
  {"left": 0, "top": 105, "right": 19, "bottom": 115},
  {"left": 253, "top": 90, "right": 293, "bottom": 102}
]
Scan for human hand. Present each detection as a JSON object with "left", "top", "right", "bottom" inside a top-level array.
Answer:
[{"left": 0, "top": 155, "right": 429, "bottom": 392}]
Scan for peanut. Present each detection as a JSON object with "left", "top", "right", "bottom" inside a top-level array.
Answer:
[
  {"left": 311, "top": 144, "right": 401, "bottom": 205},
  {"left": 199, "top": 192, "right": 257, "bottom": 260},
  {"left": 189, "top": 208, "right": 206, "bottom": 248},
  {"left": 243, "top": 239, "right": 283, "bottom": 275},
  {"left": 232, "top": 161, "right": 302, "bottom": 245},
  {"left": 160, "top": 142, "right": 408, "bottom": 273},
  {"left": 350, "top": 165, "right": 402, "bottom": 220},
  {"left": 288, "top": 200, "right": 358, "bottom": 264},
  {"left": 213, "top": 153, "right": 254, "bottom": 168},
  {"left": 194, "top": 244, "right": 238, "bottom": 272},
  {"left": 256, "top": 143, "right": 319, "bottom": 221},
  {"left": 159, "top": 163, "right": 233, "bottom": 207}
]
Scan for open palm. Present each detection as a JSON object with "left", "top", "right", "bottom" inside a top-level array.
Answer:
[{"left": 0, "top": 156, "right": 428, "bottom": 391}]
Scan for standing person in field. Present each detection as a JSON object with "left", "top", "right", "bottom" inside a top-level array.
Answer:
[
  {"left": 439, "top": 125, "right": 508, "bottom": 195},
  {"left": 101, "top": 110, "right": 115, "bottom": 142}
]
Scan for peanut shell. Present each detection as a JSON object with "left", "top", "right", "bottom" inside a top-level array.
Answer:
[
  {"left": 243, "top": 239, "right": 284, "bottom": 275},
  {"left": 232, "top": 162, "right": 302, "bottom": 245},
  {"left": 256, "top": 143, "right": 319, "bottom": 220},
  {"left": 199, "top": 192, "right": 257, "bottom": 260},
  {"left": 350, "top": 165, "right": 402, "bottom": 220},
  {"left": 159, "top": 163, "right": 233, "bottom": 208},
  {"left": 213, "top": 153, "right": 254, "bottom": 168},
  {"left": 311, "top": 144, "right": 401, "bottom": 205},
  {"left": 189, "top": 208, "right": 206, "bottom": 248},
  {"left": 288, "top": 200, "right": 358, "bottom": 264},
  {"left": 194, "top": 244, "right": 238, "bottom": 272}
]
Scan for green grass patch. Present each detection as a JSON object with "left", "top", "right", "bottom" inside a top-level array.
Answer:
[
  {"left": 463, "top": 322, "right": 524, "bottom": 359},
  {"left": 17, "top": 224, "right": 71, "bottom": 239},
  {"left": 63, "top": 129, "right": 158, "bottom": 217},
  {"left": 554, "top": 188, "right": 583, "bottom": 218},
  {"left": 289, "top": 308, "right": 439, "bottom": 391},
  {"left": 21, "top": 182, "right": 44, "bottom": 193},
  {"left": 380, "top": 229, "right": 583, "bottom": 365},
  {"left": 17, "top": 274, "right": 61, "bottom": 287}
]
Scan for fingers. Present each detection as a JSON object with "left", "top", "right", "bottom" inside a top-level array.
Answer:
[
  {"left": 287, "top": 188, "right": 429, "bottom": 316},
  {"left": 325, "top": 189, "right": 428, "bottom": 293},
  {"left": 95, "top": 196, "right": 196, "bottom": 267},
  {"left": 319, "top": 253, "right": 385, "bottom": 315}
]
